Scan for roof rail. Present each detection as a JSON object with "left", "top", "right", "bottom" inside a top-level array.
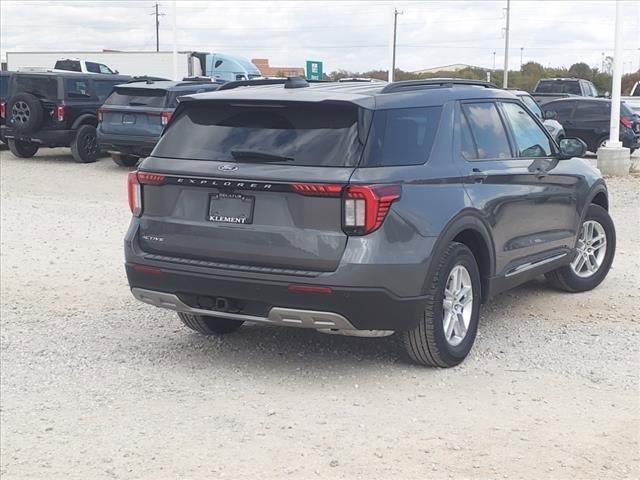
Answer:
[
  {"left": 381, "top": 78, "right": 497, "bottom": 94},
  {"left": 127, "top": 75, "right": 171, "bottom": 84},
  {"left": 218, "top": 77, "right": 326, "bottom": 91}
]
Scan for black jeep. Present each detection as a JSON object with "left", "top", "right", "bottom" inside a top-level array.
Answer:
[{"left": 1, "top": 71, "right": 130, "bottom": 162}]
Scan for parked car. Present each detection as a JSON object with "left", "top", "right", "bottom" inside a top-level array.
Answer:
[
  {"left": 0, "top": 70, "right": 13, "bottom": 146},
  {"left": 0, "top": 71, "right": 130, "bottom": 161},
  {"left": 543, "top": 97, "right": 640, "bottom": 153},
  {"left": 54, "top": 58, "right": 118, "bottom": 75},
  {"left": 532, "top": 78, "right": 598, "bottom": 106},
  {"left": 124, "top": 78, "right": 615, "bottom": 367},
  {"left": 97, "top": 78, "right": 223, "bottom": 167},
  {"left": 512, "top": 90, "right": 565, "bottom": 142},
  {"left": 621, "top": 81, "right": 640, "bottom": 114}
]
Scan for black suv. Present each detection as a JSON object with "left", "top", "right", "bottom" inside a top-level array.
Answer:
[
  {"left": 543, "top": 97, "right": 640, "bottom": 153},
  {"left": 97, "top": 79, "right": 223, "bottom": 167},
  {"left": 1, "top": 71, "right": 130, "bottom": 162},
  {"left": 125, "top": 78, "right": 615, "bottom": 367}
]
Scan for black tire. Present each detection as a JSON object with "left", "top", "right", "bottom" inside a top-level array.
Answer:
[
  {"left": 402, "top": 243, "right": 482, "bottom": 368},
  {"left": 177, "top": 312, "right": 244, "bottom": 335},
  {"left": 593, "top": 135, "right": 608, "bottom": 153},
  {"left": 7, "top": 93, "right": 43, "bottom": 134},
  {"left": 71, "top": 124, "right": 100, "bottom": 163},
  {"left": 110, "top": 153, "right": 139, "bottom": 167},
  {"left": 545, "top": 204, "right": 615, "bottom": 293},
  {"left": 7, "top": 138, "right": 39, "bottom": 158}
]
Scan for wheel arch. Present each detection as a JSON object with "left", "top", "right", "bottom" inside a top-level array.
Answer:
[
  {"left": 422, "top": 211, "right": 495, "bottom": 303},
  {"left": 71, "top": 114, "right": 98, "bottom": 130}
]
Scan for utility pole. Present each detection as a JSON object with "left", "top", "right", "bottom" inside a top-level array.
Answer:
[
  {"left": 172, "top": 0, "right": 177, "bottom": 80},
  {"left": 493, "top": 51, "right": 496, "bottom": 70},
  {"left": 151, "top": 2, "right": 165, "bottom": 52},
  {"left": 503, "top": 0, "right": 510, "bottom": 87},
  {"left": 520, "top": 47, "right": 523, "bottom": 70},
  {"left": 390, "top": 8, "right": 403, "bottom": 82}
]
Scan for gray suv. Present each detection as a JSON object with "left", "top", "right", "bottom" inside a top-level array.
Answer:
[{"left": 125, "top": 78, "right": 615, "bottom": 367}]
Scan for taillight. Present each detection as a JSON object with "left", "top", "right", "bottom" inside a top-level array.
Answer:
[
  {"left": 56, "top": 105, "right": 65, "bottom": 122},
  {"left": 161, "top": 111, "right": 172, "bottom": 126},
  {"left": 127, "top": 172, "right": 142, "bottom": 216},
  {"left": 292, "top": 184, "right": 342, "bottom": 197},
  {"left": 620, "top": 117, "right": 633, "bottom": 129},
  {"left": 128, "top": 172, "right": 166, "bottom": 216},
  {"left": 97, "top": 108, "right": 104, "bottom": 122},
  {"left": 343, "top": 184, "right": 401, "bottom": 235},
  {"left": 0, "top": 101, "right": 5, "bottom": 119}
]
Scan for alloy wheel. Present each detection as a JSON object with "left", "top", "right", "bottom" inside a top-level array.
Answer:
[
  {"left": 11, "top": 101, "right": 30, "bottom": 124},
  {"left": 571, "top": 220, "right": 607, "bottom": 278},
  {"left": 442, "top": 265, "right": 473, "bottom": 347}
]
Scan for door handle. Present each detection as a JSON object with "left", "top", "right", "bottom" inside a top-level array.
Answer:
[{"left": 470, "top": 168, "right": 488, "bottom": 183}]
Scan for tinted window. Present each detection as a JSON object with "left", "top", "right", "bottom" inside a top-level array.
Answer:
[
  {"left": 55, "top": 60, "right": 81, "bottom": 72},
  {"left": 461, "top": 102, "right": 512, "bottom": 160},
  {"left": 15, "top": 75, "right": 58, "bottom": 98},
  {"left": 153, "top": 102, "right": 363, "bottom": 167},
  {"left": 460, "top": 110, "right": 477, "bottom": 161},
  {"left": 0, "top": 75, "right": 10, "bottom": 98},
  {"left": 86, "top": 62, "right": 114, "bottom": 74},
  {"left": 93, "top": 80, "right": 120, "bottom": 101},
  {"left": 104, "top": 88, "right": 168, "bottom": 107},
  {"left": 501, "top": 102, "right": 552, "bottom": 157},
  {"left": 575, "top": 101, "right": 609, "bottom": 119},
  {"left": 65, "top": 78, "right": 91, "bottom": 98},
  {"left": 364, "top": 106, "right": 442, "bottom": 166},
  {"left": 519, "top": 94, "right": 542, "bottom": 118},
  {"left": 544, "top": 101, "right": 574, "bottom": 122},
  {"left": 536, "top": 80, "right": 581, "bottom": 95}
]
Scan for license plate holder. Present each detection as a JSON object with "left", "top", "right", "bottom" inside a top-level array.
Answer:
[
  {"left": 122, "top": 114, "right": 136, "bottom": 125},
  {"left": 208, "top": 193, "right": 255, "bottom": 224}
]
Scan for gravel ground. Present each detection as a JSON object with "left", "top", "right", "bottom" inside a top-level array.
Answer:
[{"left": 1, "top": 148, "right": 639, "bottom": 480}]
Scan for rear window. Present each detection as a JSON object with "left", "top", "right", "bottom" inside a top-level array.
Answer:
[
  {"left": 104, "top": 88, "right": 168, "bottom": 107},
  {"left": 14, "top": 75, "right": 58, "bottom": 98},
  {"left": 363, "top": 107, "right": 442, "bottom": 167},
  {"left": 535, "top": 80, "right": 581, "bottom": 95},
  {"left": 153, "top": 102, "right": 364, "bottom": 167}
]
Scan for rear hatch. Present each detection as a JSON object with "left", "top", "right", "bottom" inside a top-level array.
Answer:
[
  {"left": 135, "top": 100, "right": 368, "bottom": 273},
  {"left": 100, "top": 87, "right": 170, "bottom": 137}
]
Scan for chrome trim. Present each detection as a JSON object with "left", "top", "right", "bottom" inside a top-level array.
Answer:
[
  {"left": 317, "top": 329, "right": 394, "bottom": 338},
  {"left": 131, "top": 288, "right": 356, "bottom": 330},
  {"left": 505, "top": 253, "right": 567, "bottom": 278}
]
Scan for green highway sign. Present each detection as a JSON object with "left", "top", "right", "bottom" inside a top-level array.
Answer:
[{"left": 306, "top": 60, "right": 323, "bottom": 80}]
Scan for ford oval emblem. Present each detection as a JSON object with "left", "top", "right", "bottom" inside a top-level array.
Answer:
[{"left": 218, "top": 164, "right": 238, "bottom": 172}]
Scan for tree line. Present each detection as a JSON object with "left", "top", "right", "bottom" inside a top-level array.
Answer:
[{"left": 326, "top": 62, "right": 640, "bottom": 95}]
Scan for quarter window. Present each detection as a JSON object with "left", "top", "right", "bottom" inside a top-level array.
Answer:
[
  {"left": 460, "top": 102, "right": 512, "bottom": 160},
  {"left": 501, "top": 102, "right": 552, "bottom": 158}
]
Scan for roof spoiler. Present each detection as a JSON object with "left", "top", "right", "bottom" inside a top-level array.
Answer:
[
  {"left": 381, "top": 78, "right": 497, "bottom": 94},
  {"left": 218, "top": 76, "right": 326, "bottom": 91}
]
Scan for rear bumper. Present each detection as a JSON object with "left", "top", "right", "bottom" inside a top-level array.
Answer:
[
  {"left": 1, "top": 126, "right": 75, "bottom": 146},
  {"left": 125, "top": 262, "right": 427, "bottom": 331},
  {"left": 97, "top": 131, "right": 159, "bottom": 157}
]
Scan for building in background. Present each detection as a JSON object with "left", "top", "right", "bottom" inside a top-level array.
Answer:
[{"left": 252, "top": 58, "right": 304, "bottom": 77}]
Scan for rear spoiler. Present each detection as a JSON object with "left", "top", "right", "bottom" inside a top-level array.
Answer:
[{"left": 218, "top": 77, "right": 327, "bottom": 91}]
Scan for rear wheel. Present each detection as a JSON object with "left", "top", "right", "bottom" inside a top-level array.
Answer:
[
  {"left": 7, "top": 138, "right": 39, "bottom": 158},
  {"left": 545, "top": 204, "right": 615, "bottom": 292},
  {"left": 177, "top": 312, "right": 244, "bottom": 335},
  {"left": 403, "top": 243, "right": 481, "bottom": 367},
  {"left": 71, "top": 124, "right": 100, "bottom": 163},
  {"left": 110, "top": 153, "right": 138, "bottom": 167}
]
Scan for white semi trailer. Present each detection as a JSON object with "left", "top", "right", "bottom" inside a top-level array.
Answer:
[{"left": 6, "top": 51, "right": 262, "bottom": 81}]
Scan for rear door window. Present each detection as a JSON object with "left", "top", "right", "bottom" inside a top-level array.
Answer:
[
  {"left": 363, "top": 106, "right": 442, "bottom": 166},
  {"left": 153, "top": 102, "right": 364, "bottom": 167},
  {"left": 544, "top": 101, "right": 575, "bottom": 122},
  {"left": 575, "top": 101, "right": 609, "bottom": 119},
  {"left": 500, "top": 102, "right": 553, "bottom": 158},
  {"left": 460, "top": 102, "right": 512, "bottom": 160},
  {"left": 65, "top": 78, "right": 92, "bottom": 98},
  {"left": 104, "top": 88, "right": 168, "bottom": 107}
]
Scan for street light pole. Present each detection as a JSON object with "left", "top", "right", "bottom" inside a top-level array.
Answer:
[
  {"left": 520, "top": 47, "right": 523, "bottom": 70},
  {"left": 390, "top": 8, "right": 403, "bottom": 82},
  {"left": 493, "top": 51, "right": 496, "bottom": 70},
  {"left": 503, "top": 0, "right": 510, "bottom": 87},
  {"left": 172, "top": 0, "right": 177, "bottom": 80}
]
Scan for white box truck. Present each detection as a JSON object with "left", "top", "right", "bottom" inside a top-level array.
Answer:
[{"left": 6, "top": 51, "right": 262, "bottom": 81}]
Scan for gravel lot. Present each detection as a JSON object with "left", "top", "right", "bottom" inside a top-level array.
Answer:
[{"left": 1, "top": 148, "right": 639, "bottom": 479}]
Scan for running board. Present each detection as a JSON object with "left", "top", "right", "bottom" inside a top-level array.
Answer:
[{"left": 504, "top": 253, "right": 568, "bottom": 278}]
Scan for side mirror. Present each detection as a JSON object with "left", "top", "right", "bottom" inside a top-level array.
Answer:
[
  {"left": 558, "top": 137, "right": 587, "bottom": 159},
  {"left": 543, "top": 110, "right": 557, "bottom": 120},
  {"left": 115, "top": 70, "right": 119, "bottom": 74}
]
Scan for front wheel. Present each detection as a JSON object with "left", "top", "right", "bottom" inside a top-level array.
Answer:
[
  {"left": 403, "top": 243, "right": 481, "bottom": 367},
  {"left": 177, "top": 312, "right": 244, "bottom": 335},
  {"left": 71, "top": 124, "right": 100, "bottom": 163},
  {"left": 545, "top": 204, "right": 615, "bottom": 292},
  {"left": 7, "top": 138, "right": 39, "bottom": 158}
]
